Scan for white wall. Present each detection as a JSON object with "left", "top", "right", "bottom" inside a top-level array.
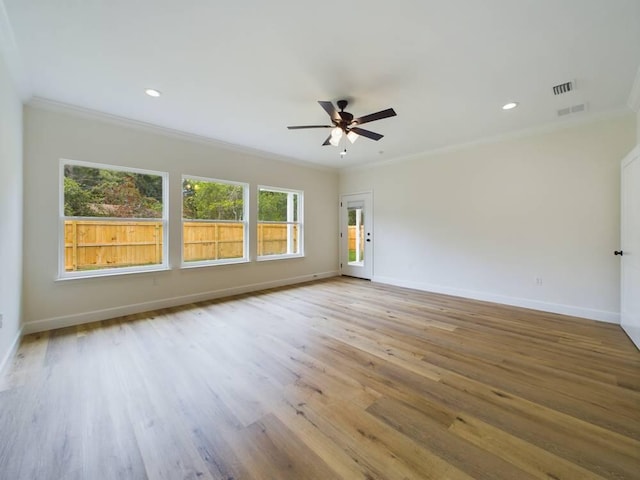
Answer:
[
  {"left": 0, "top": 48, "right": 23, "bottom": 370},
  {"left": 340, "top": 114, "right": 636, "bottom": 322},
  {"left": 22, "top": 103, "right": 339, "bottom": 333}
]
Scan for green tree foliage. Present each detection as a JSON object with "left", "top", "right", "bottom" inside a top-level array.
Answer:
[
  {"left": 64, "top": 165, "right": 163, "bottom": 218},
  {"left": 64, "top": 165, "right": 102, "bottom": 189},
  {"left": 258, "top": 190, "right": 298, "bottom": 221},
  {"left": 134, "top": 174, "right": 163, "bottom": 203},
  {"left": 63, "top": 177, "right": 95, "bottom": 216},
  {"left": 94, "top": 174, "right": 162, "bottom": 218},
  {"left": 347, "top": 208, "right": 364, "bottom": 225},
  {"left": 183, "top": 179, "right": 244, "bottom": 220}
]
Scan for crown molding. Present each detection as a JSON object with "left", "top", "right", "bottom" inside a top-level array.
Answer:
[
  {"left": 341, "top": 108, "right": 634, "bottom": 173},
  {"left": 0, "top": 0, "right": 31, "bottom": 100},
  {"left": 27, "top": 97, "right": 337, "bottom": 173},
  {"left": 27, "top": 96, "right": 632, "bottom": 176},
  {"left": 628, "top": 65, "right": 640, "bottom": 112}
]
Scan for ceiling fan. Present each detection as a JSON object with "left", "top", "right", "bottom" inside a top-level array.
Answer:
[{"left": 287, "top": 100, "right": 397, "bottom": 146}]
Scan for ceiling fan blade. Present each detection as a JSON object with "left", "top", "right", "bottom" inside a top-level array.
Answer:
[
  {"left": 287, "top": 125, "right": 333, "bottom": 129},
  {"left": 318, "top": 101, "right": 341, "bottom": 122},
  {"left": 322, "top": 135, "right": 332, "bottom": 146},
  {"left": 352, "top": 108, "right": 397, "bottom": 125},
  {"left": 350, "top": 127, "right": 383, "bottom": 141}
]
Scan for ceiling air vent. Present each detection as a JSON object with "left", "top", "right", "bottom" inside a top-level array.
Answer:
[
  {"left": 557, "top": 103, "right": 587, "bottom": 117},
  {"left": 553, "top": 81, "right": 574, "bottom": 95},
  {"left": 570, "top": 103, "right": 585, "bottom": 113}
]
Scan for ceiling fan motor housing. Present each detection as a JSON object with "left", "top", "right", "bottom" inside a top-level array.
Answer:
[
  {"left": 335, "top": 100, "right": 354, "bottom": 128},
  {"left": 338, "top": 113, "right": 354, "bottom": 127}
]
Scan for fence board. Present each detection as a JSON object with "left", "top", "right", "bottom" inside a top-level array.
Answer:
[
  {"left": 64, "top": 220, "right": 296, "bottom": 271},
  {"left": 258, "top": 223, "right": 299, "bottom": 256},
  {"left": 182, "top": 222, "right": 244, "bottom": 262},
  {"left": 64, "top": 220, "right": 164, "bottom": 271},
  {"left": 348, "top": 225, "right": 365, "bottom": 252}
]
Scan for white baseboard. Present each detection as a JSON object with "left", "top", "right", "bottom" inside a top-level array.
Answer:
[
  {"left": 373, "top": 276, "right": 620, "bottom": 324},
  {"left": 0, "top": 326, "right": 24, "bottom": 376},
  {"left": 621, "top": 324, "right": 640, "bottom": 350},
  {"left": 22, "top": 271, "right": 339, "bottom": 335}
]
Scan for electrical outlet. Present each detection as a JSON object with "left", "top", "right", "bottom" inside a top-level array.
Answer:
[{"left": 535, "top": 277, "right": 543, "bottom": 286}]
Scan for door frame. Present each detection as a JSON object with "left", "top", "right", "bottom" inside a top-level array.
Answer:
[
  {"left": 621, "top": 145, "right": 640, "bottom": 348},
  {"left": 339, "top": 191, "right": 373, "bottom": 279}
]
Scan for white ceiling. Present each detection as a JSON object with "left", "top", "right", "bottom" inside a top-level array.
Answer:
[{"left": 3, "top": 0, "right": 640, "bottom": 168}]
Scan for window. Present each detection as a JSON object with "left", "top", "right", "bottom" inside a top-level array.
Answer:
[
  {"left": 257, "top": 186, "right": 303, "bottom": 260},
  {"left": 60, "top": 160, "right": 168, "bottom": 278},
  {"left": 182, "top": 176, "right": 248, "bottom": 266}
]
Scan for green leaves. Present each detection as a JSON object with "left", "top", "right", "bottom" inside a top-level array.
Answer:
[
  {"left": 64, "top": 165, "right": 163, "bottom": 218},
  {"left": 258, "top": 190, "right": 298, "bottom": 222},
  {"left": 182, "top": 179, "right": 244, "bottom": 220},
  {"left": 63, "top": 177, "right": 95, "bottom": 216}
]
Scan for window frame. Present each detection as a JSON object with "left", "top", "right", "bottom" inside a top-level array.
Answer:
[
  {"left": 58, "top": 158, "right": 169, "bottom": 280},
  {"left": 257, "top": 185, "right": 304, "bottom": 261},
  {"left": 181, "top": 175, "right": 250, "bottom": 268}
]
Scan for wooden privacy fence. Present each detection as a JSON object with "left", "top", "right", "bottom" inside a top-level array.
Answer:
[
  {"left": 348, "top": 225, "right": 365, "bottom": 252},
  {"left": 183, "top": 222, "right": 244, "bottom": 261},
  {"left": 258, "top": 223, "right": 299, "bottom": 256},
  {"left": 64, "top": 220, "right": 298, "bottom": 271},
  {"left": 183, "top": 222, "right": 299, "bottom": 260},
  {"left": 65, "top": 220, "right": 162, "bottom": 271}
]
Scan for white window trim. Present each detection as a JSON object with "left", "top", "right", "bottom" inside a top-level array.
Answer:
[
  {"left": 181, "top": 175, "right": 250, "bottom": 268},
  {"left": 58, "top": 158, "right": 169, "bottom": 280},
  {"left": 257, "top": 185, "right": 304, "bottom": 261}
]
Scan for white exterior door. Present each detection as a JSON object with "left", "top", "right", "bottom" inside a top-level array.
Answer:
[
  {"left": 621, "top": 145, "right": 640, "bottom": 349},
  {"left": 340, "top": 193, "right": 373, "bottom": 279}
]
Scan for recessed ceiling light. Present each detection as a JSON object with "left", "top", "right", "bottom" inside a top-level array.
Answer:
[
  {"left": 145, "top": 88, "right": 161, "bottom": 97},
  {"left": 502, "top": 102, "right": 518, "bottom": 110}
]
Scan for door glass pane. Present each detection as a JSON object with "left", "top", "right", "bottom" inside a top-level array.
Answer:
[{"left": 348, "top": 207, "right": 364, "bottom": 265}]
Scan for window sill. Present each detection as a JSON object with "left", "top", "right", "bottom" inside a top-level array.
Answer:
[
  {"left": 180, "top": 258, "right": 250, "bottom": 269},
  {"left": 56, "top": 264, "right": 170, "bottom": 281},
  {"left": 257, "top": 254, "right": 305, "bottom": 262}
]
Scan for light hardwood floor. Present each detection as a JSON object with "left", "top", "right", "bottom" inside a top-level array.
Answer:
[{"left": 0, "top": 277, "right": 639, "bottom": 479}]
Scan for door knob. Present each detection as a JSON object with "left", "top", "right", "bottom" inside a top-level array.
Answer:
[{"left": 614, "top": 250, "right": 624, "bottom": 256}]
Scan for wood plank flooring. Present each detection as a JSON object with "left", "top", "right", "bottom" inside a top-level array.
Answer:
[{"left": 1, "top": 277, "right": 639, "bottom": 479}]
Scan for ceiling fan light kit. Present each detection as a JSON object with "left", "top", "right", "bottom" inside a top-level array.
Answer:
[
  {"left": 329, "top": 127, "right": 343, "bottom": 146},
  {"left": 287, "top": 99, "right": 397, "bottom": 148}
]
